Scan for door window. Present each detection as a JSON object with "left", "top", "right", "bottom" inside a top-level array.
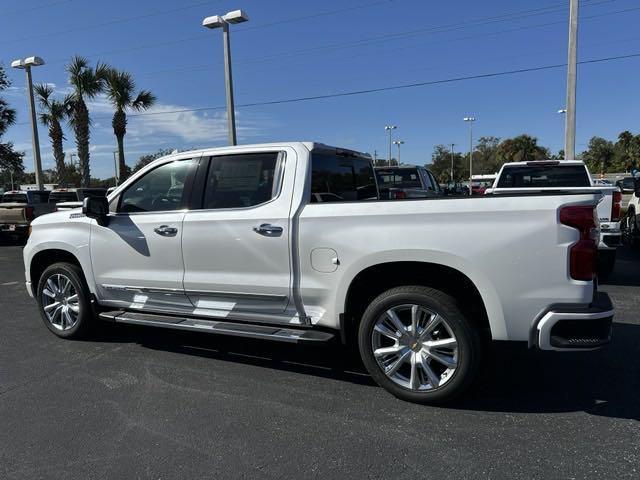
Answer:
[
  {"left": 119, "top": 159, "right": 196, "bottom": 213},
  {"left": 203, "top": 153, "right": 281, "bottom": 209}
]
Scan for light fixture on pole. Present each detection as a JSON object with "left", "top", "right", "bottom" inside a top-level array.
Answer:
[
  {"left": 463, "top": 117, "right": 476, "bottom": 195},
  {"left": 449, "top": 143, "right": 456, "bottom": 182},
  {"left": 384, "top": 125, "right": 397, "bottom": 166},
  {"left": 393, "top": 140, "right": 404, "bottom": 164},
  {"left": 203, "top": 9, "right": 249, "bottom": 146},
  {"left": 11, "top": 56, "right": 45, "bottom": 190}
]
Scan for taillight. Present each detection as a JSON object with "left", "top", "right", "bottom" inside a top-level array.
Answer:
[
  {"left": 611, "top": 191, "right": 622, "bottom": 221},
  {"left": 560, "top": 205, "right": 598, "bottom": 281},
  {"left": 25, "top": 206, "right": 35, "bottom": 221}
]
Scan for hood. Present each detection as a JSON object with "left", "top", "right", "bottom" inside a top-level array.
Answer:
[{"left": 31, "top": 209, "right": 89, "bottom": 227}]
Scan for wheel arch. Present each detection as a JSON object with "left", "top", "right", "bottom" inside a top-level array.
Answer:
[
  {"left": 339, "top": 254, "right": 505, "bottom": 345},
  {"left": 28, "top": 246, "right": 95, "bottom": 295}
]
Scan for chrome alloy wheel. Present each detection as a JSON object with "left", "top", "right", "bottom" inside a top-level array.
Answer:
[
  {"left": 40, "top": 273, "right": 80, "bottom": 331},
  {"left": 371, "top": 304, "right": 458, "bottom": 391}
]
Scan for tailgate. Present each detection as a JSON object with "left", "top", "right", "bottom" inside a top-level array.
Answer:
[
  {"left": 595, "top": 190, "right": 613, "bottom": 222},
  {"left": 0, "top": 205, "right": 28, "bottom": 224}
]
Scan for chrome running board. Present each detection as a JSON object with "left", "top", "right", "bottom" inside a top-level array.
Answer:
[{"left": 99, "top": 310, "right": 334, "bottom": 344}]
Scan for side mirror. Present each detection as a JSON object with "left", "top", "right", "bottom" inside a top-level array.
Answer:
[{"left": 82, "top": 196, "right": 109, "bottom": 226}]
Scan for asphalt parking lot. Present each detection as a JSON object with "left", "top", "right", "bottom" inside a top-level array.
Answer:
[{"left": 1, "top": 239, "right": 638, "bottom": 479}]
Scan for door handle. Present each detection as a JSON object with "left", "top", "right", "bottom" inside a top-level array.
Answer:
[
  {"left": 253, "top": 223, "right": 283, "bottom": 237},
  {"left": 154, "top": 225, "right": 178, "bottom": 237}
]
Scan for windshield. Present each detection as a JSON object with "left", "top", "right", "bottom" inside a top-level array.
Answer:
[
  {"left": 2, "top": 193, "right": 27, "bottom": 203},
  {"left": 471, "top": 180, "right": 494, "bottom": 187},
  {"left": 376, "top": 168, "right": 422, "bottom": 189},
  {"left": 622, "top": 178, "right": 634, "bottom": 188},
  {"left": 497, "top": 165, "right": 590, "bottom": 188}
]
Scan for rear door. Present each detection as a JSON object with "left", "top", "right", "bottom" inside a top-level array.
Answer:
[{"left": 181, "top": 149, "right": 295, "bottom": 318}]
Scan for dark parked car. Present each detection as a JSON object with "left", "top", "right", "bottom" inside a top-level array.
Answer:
[
  {"left": 616, "top": 177, "right": 635, "bottom": 193},
  {"left": 375, "top": 166, "right": 443, "bottom": 199}
]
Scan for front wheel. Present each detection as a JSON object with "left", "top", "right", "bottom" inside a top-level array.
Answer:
[
  {"left": 358, "top": 286, "right": 483, "bottom": 404},
  {"left": 36, "top": 262, "right": 95, "bottom": 339}
]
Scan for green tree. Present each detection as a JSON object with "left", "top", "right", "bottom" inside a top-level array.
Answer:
[
  {"left": 65, "top": 56, "right": 108, "bottom": 187},
  {"left": 34, "top": 83, "right": 70, "bottom": 185},
  {"left": 133, "top": 148, "right": 176, "bottom": 173},
  {"left": 428, "top": 144, "right": 466, "bottom": 183},
  {"left": 582, "top": 137, "right": 616, "bottom": 175},
  {"left": 104, "top": 69, "right": 156, "bottom": 184},
  {"left": 473, "top": 136, "right": 501, "bottom": 174},
  {"left": 497, "top": 134, "right": 550, "bottom": 163}
]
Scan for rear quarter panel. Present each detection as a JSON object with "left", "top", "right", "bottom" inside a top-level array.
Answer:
[{"left": 298, "top": 194, "right": 598, "bottom": 341}]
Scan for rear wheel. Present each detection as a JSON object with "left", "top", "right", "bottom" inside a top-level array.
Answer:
[
  {"left": 623, "top": 209, "right": 639, "bottom": 247},
  {"left": 36, "top": 262, "right": 94, "bottom": 339},
  {"left": 358, "top": 286, "right": 483, "bottom": 404}
]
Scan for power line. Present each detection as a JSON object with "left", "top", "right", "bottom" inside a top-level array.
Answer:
[
  {"left": 121, "top": 51, "right": 640, "bottom": 117},
  {"left": 2, "top": 0, "right": 73, "bottom": 16},
  {"left": 11, "top": 50, "right": 640, "bottom": 127},
  {"left": 133, "top": 1, "right": 636, "bottom": 79},
  {"left": 44, "top": 0, "right": 615, "bottom": 66},
  {"left": 5, "top": 0, "right": 223, "bottom": 45}
]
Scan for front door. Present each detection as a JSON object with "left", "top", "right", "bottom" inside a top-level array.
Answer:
[
  {"left": 181, "top": 150, "right": 294, "bottom": 319},
  {"left": 91, "top": 156, "right": 199, "bottom": 312}
]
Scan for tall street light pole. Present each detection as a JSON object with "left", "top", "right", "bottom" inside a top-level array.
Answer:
[
  {"left": 393, "top": 140, "right": 404, "bottom": 164},
  {"left": 11, "top": 56, "right": 45, "bottom": 190},
  {"left": 463, "top": 117, "right": 476, "bottom": 195},
  {"left": 564, "top": 0, "right": 579, "bottom": 160},
  {"left": 384, "top": 125, "right": 397, "bottom": 166},
  {"left": 449, "top": 143, "right": 456, "bottom": 182},
  {"left": 203, "top": 10, "right": 249, "bottom": 146}
]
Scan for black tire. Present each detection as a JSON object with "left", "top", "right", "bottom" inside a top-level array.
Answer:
[
  {"left": 36, "top": 262, "right": 95, "bottom": 339},
  {"left": 597, "top": 250, "right": 616, "bottom": 279},
  {"left": 624, "top": 208, "right": 639, "bottom": 248},
  {"left": 358, "top": 285, "right": 483, "bottom": 405}
]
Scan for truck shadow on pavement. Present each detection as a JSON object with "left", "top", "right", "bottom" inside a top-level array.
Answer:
[
  {"left": 600, "top": 244, "right": 640, "bottom": 287},
  {"left": 94, "top": 320, "right": 640, "bottom": 420}
]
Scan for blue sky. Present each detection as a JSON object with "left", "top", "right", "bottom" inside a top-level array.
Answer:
[{"left": 2, "top": 0, "right": 640, "bottom": 178}]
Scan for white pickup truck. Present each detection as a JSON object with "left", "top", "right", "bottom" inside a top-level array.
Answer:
[
  {"left": 23, "top": 142, "right": 614, "bottom": 404},
  {"left": 487, "top": 160, "right": 622, "bottom": 277}
]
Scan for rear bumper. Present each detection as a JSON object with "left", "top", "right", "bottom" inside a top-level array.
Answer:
[
  {"left": 0, "top": 223, "right": 28, "bottom": 233},
  {"left": 533, "top": 292, "right": 613, "bottom": 351}
]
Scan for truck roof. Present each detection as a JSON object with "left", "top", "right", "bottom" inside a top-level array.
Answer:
[
  {"left": 501, "top": 160, "right": 585, "bottom": 167},
  {"left": 163, "top": 142, "right": 371, "bottom": 160}
]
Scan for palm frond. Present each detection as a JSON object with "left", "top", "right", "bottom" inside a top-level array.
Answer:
[
  {"left": 105, "top": 69, "right": 135, "bottom": 109},
  {"left": 131, "top": 90, "right": 156, "bottom": 111},
  {"left": 33, "top": 83, "right": 54, "bottom": 108}
]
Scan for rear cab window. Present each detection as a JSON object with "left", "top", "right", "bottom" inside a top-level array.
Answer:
[
  {"left": 376, "top": 168, "right": 422, "bottom": 189},
  {"left": 497, "top": 165, "right": 591, "bottom": 188},
  {"left": 49, "top": 192, "right": 78, "bottom": 204},
  {"left": 310, "top": 150, "right": 377, "bottom": 202},
  {"left": 2, "top": 193, "right": 27, "bottom": 203}
]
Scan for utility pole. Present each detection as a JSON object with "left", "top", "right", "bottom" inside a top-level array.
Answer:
[
  {"left": 373, "top": 149, "right": 377, "bottom": 164},
  {"left": 564, "top": 0, "right": 579, "bottom": 160},
  {"left": 450, "top": 143, "right": 456, "bottom": 182},
  {"left": 393, "top": 140, "right": 404, "bottom": 164}
]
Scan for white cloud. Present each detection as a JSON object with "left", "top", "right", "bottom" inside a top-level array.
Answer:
[{"left": 87, "top": 95, "right": 271, "bottom": 144}]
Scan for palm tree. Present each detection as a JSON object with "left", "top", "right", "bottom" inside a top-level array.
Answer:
[
  {"left": 104, "top": 69, "right": 156, "bottom": 184},
  {"left": 34, "top": 83, "right": 69, "bottom": 184},
  {"left": 65, "top": 56, "right": 108, "bottom": 187}
]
